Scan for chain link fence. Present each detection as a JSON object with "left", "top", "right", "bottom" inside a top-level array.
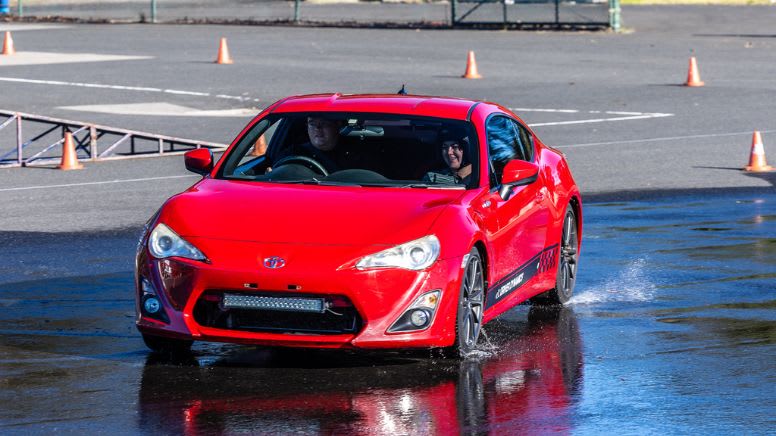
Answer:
[{"left": 0, "top": 0, "right": 619, "bottom": 30}]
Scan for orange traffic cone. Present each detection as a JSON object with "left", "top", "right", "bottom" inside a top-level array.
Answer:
[
  {"left": 58, "top": 132, "right": 84, "bottom": 170},
  {"left": 685, "top": 56, "right": 704, "bottom": 87},
  {"left": 215, "top": 37, "right": 233, "bottom": 64},
  {"left": 462, "top": 51, "right": 482, "bottom": 79},
  {"left": 2, "top": 32, "right": 15, "bottom": 56},
  {"left": 744, "top": 131, "right": 773, "bottom": 172}
]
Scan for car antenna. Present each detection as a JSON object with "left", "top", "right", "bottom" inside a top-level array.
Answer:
[{"left": 397, "top": 84, "right": 408, "bottom": 95}]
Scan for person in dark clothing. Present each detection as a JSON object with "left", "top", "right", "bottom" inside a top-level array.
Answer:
[
  {"left": 271, "top": 117, "right": 348, "bottom": 175},
  {"left": 423, "top": 128, "right": 472, "bottom": 186},
  {"left": 299, "top": 117, "right": 345, "bottom": 173}
]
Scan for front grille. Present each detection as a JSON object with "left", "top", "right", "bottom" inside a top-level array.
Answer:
[{"left": 193, "top": 291, "right": 363, "bottom": 335}]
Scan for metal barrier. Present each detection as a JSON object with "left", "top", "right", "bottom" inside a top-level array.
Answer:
[
  {"left": 0, "top": 110, "right": 227, "bottom": 168},
  {"left": 3, "top": 0, "right": 619, "bottom": 30},
  {"left": 452, "top": 0, "right": 616, "bottom": 30}
]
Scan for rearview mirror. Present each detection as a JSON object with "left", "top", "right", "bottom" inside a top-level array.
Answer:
[
  {"left": 499, "top": 160, "right": 539, "bottom": 200},
  {"left": 184, "top": 148, "right": 214, "bottom": 175}
]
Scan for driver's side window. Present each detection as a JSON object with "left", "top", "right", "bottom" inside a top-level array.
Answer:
[
  {"left": 219, "top": 117, "right": 282, "bottom": 178},
  {"left": 235, "top": 119, "right": 280, "bottom": 166}
]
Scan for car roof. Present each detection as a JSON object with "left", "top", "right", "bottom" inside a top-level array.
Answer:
[{"left": 271, "top": 94, "right": 482, "bottom": 121}]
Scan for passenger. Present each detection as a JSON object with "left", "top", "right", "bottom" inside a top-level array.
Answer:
[{"left": 424, "top": 128, "right": 473, "bottom": 186}]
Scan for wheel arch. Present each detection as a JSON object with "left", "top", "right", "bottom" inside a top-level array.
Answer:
[
  {"left": 568, "top": 193, "right": 583, "bottom": 251},
  {"left": 472, "top": 239, "right": 489, "bottom": 289}
]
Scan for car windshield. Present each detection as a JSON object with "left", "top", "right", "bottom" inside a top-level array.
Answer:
[{"left": 217, "top": 113, "right": 479, "bottom": 189}]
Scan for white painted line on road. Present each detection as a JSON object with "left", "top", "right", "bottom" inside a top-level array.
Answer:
[
  {"left": 0, "top": 76, "right": 260, "bottom": 103},
  {"left": 0, "top": 175, "right": 199, "bottom": 193},
  {"left": 530, "top": 113, "right": 674, "bottom": 127},
  {"left": 58, "top": 102, "right": 257, "bottom": 117},
  {"left": 0, "top": 52, "right": 152, "bottom": 66},
  {"left": 510, "top": 108, "right": 580, "bottom": 113},
  {"left": 0, "top": 76, "right": 162, "bottom": 92},
  {"left": 163, "top": 89, "right": 210, "bottom": 97},
  {"left": 0, "top": 24, "right": 70, "bottom": 32},
  {"left": 216, "top": 94, "right": 250, "bottom": 101},
  {"left": 555, "top": 129, "right": 776, "bottom": 149},
  {"left": 605, "top": 111, "right": 645, "bottom": 116},
  {"left": 511, "top": 107, "right": 674, "bottom": 127}
]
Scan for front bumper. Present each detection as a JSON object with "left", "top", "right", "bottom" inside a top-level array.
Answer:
[{"left": 135, "top": 238, "right": 465, "bottom": 349}]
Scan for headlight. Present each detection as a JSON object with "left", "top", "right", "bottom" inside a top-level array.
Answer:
[
  {"left": 356, "top": 235, "right": 440, "bottom": 271},
  {"left": 148, "top": 223, "right": 206, "bottom": 261}
]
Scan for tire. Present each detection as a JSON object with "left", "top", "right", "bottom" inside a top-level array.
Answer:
[
  {"left": 533, "top": 206, "right": 579, "bottom": 306},
  {"left": 141, "top": 333, "right": 193, "bottom": 355},
  {"left": 448, "top": 247, "right": 486, "bottom": 357}
]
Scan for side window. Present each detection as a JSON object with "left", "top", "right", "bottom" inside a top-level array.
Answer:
[
  {"left": 235, "top": 119, "right": 280, "bottom": 165},
  {"left": 220, "top": 117, "right": 281, "bottom": 177},
  {"left": 486, "top": 116, "right": 522, "bottom": 186},
  {"left": 511, "top": 119, "right": 534, "bottom": 162}
]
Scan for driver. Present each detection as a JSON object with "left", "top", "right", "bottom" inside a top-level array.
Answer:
[{"left": 274, "top": 116, "right": 347, "bottom": 174}]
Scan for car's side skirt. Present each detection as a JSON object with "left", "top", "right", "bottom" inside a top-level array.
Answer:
[{"left": 484, "top": 244, "right": 559, "bottom": 310}]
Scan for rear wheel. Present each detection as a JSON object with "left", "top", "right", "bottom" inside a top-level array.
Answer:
[
  {"left": 534, "top": 207, "right": 579, "bottom": 306},
  {"left": 451, "top": 248, "right": 485, "bottom": 357},
  {"left": 141, "top": 333, "right": 192, "bottom": 355}
]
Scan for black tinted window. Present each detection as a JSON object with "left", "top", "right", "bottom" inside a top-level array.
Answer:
[
  {"left": 487, "top": 116, "right": 527, "bottom": 185},
  {"left": 511, "top": 119, "right": 534, "bottom": 162}
]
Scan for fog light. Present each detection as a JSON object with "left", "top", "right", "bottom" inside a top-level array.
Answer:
[
  {"left": 410, "top": 309, "right": 429, "bottom": 327},
  {"left": 387, "top": 290, "right": 442, "bottom": 333},
  {"left": 144, "top": 297, "right": 161, "bottom": 314}
]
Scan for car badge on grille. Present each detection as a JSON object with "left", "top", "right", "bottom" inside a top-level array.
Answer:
[{"left": 263, "top": 256, "right": 286, "bottom": 269}]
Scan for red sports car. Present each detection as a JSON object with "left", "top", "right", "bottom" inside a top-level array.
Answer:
[{"left": 135, "top": 94, "right": 582, "bottom": 356}]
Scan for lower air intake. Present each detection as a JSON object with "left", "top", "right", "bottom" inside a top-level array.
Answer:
[{"left": 194, "top": 291, "right": 362, "bottom": 335}]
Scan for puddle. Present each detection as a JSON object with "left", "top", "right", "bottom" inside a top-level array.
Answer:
[{"left": 657, "top": 316, "right": 776, "bottom": 346}]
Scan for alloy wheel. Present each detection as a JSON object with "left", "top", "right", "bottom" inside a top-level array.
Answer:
[
  {"left": 460, "top": 253, "right": 485, "bottom": 351},
  {"left": 557, "top": 210, "right": 579, "bottom": 301}
]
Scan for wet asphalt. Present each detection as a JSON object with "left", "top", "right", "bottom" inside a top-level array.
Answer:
[
  {"left": 1, "top": 191, "right": 773, "bottom": 434},
  {"left": 1, "top": 5, "right": 776, "bottom": 433}
]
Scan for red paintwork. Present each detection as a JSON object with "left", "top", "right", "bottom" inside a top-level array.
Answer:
[
  {"left": 502, "top": 159, "right": 539, "bottom": 184},
  {"left": 183, "top": 148, "right": 213, "bottom": 174},
  {"left": 136, "top": 94, "right": 582, "bottom": 349}
]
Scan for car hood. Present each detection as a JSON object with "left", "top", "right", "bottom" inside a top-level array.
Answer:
[{"left": 159, "top": 178, "right": 465, "bottom": 246}]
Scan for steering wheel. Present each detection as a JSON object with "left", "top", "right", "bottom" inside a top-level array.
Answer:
[{"left": 272, "top": 155, "right": 329, "bottom": 176}]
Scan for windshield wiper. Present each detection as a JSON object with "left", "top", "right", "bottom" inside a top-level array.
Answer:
[
  {"left": 399, "top": 183, "right": 465, "bottom": 189},
  {"left": 284, "top": 179, "right": 362, "bottom": 187}
]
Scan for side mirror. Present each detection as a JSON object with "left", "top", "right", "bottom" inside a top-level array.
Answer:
[
  {"left": 499, "top": 160, "right": 539, "bottom": 200},
  {"left": 184, "top": 148, "right": 214, "bottom": 176}
]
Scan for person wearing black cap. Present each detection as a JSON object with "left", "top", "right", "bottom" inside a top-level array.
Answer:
[{"left": 423, "top": 128, "right": 472, "bottom": 186}]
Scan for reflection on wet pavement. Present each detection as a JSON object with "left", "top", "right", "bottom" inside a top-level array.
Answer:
[
  {"left": 0, "top": 193, "right": 774, "bottom": 434},
  {"left": 137, "top": 307, "right": 580, "bottom": 434}
]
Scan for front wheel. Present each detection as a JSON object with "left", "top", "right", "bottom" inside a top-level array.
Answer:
[
  {"left": 450, "top": 248, "right": 485, "bottom": 357},
  {"left": 534, "top": 206, "right": 579, "bottom": 306}
]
